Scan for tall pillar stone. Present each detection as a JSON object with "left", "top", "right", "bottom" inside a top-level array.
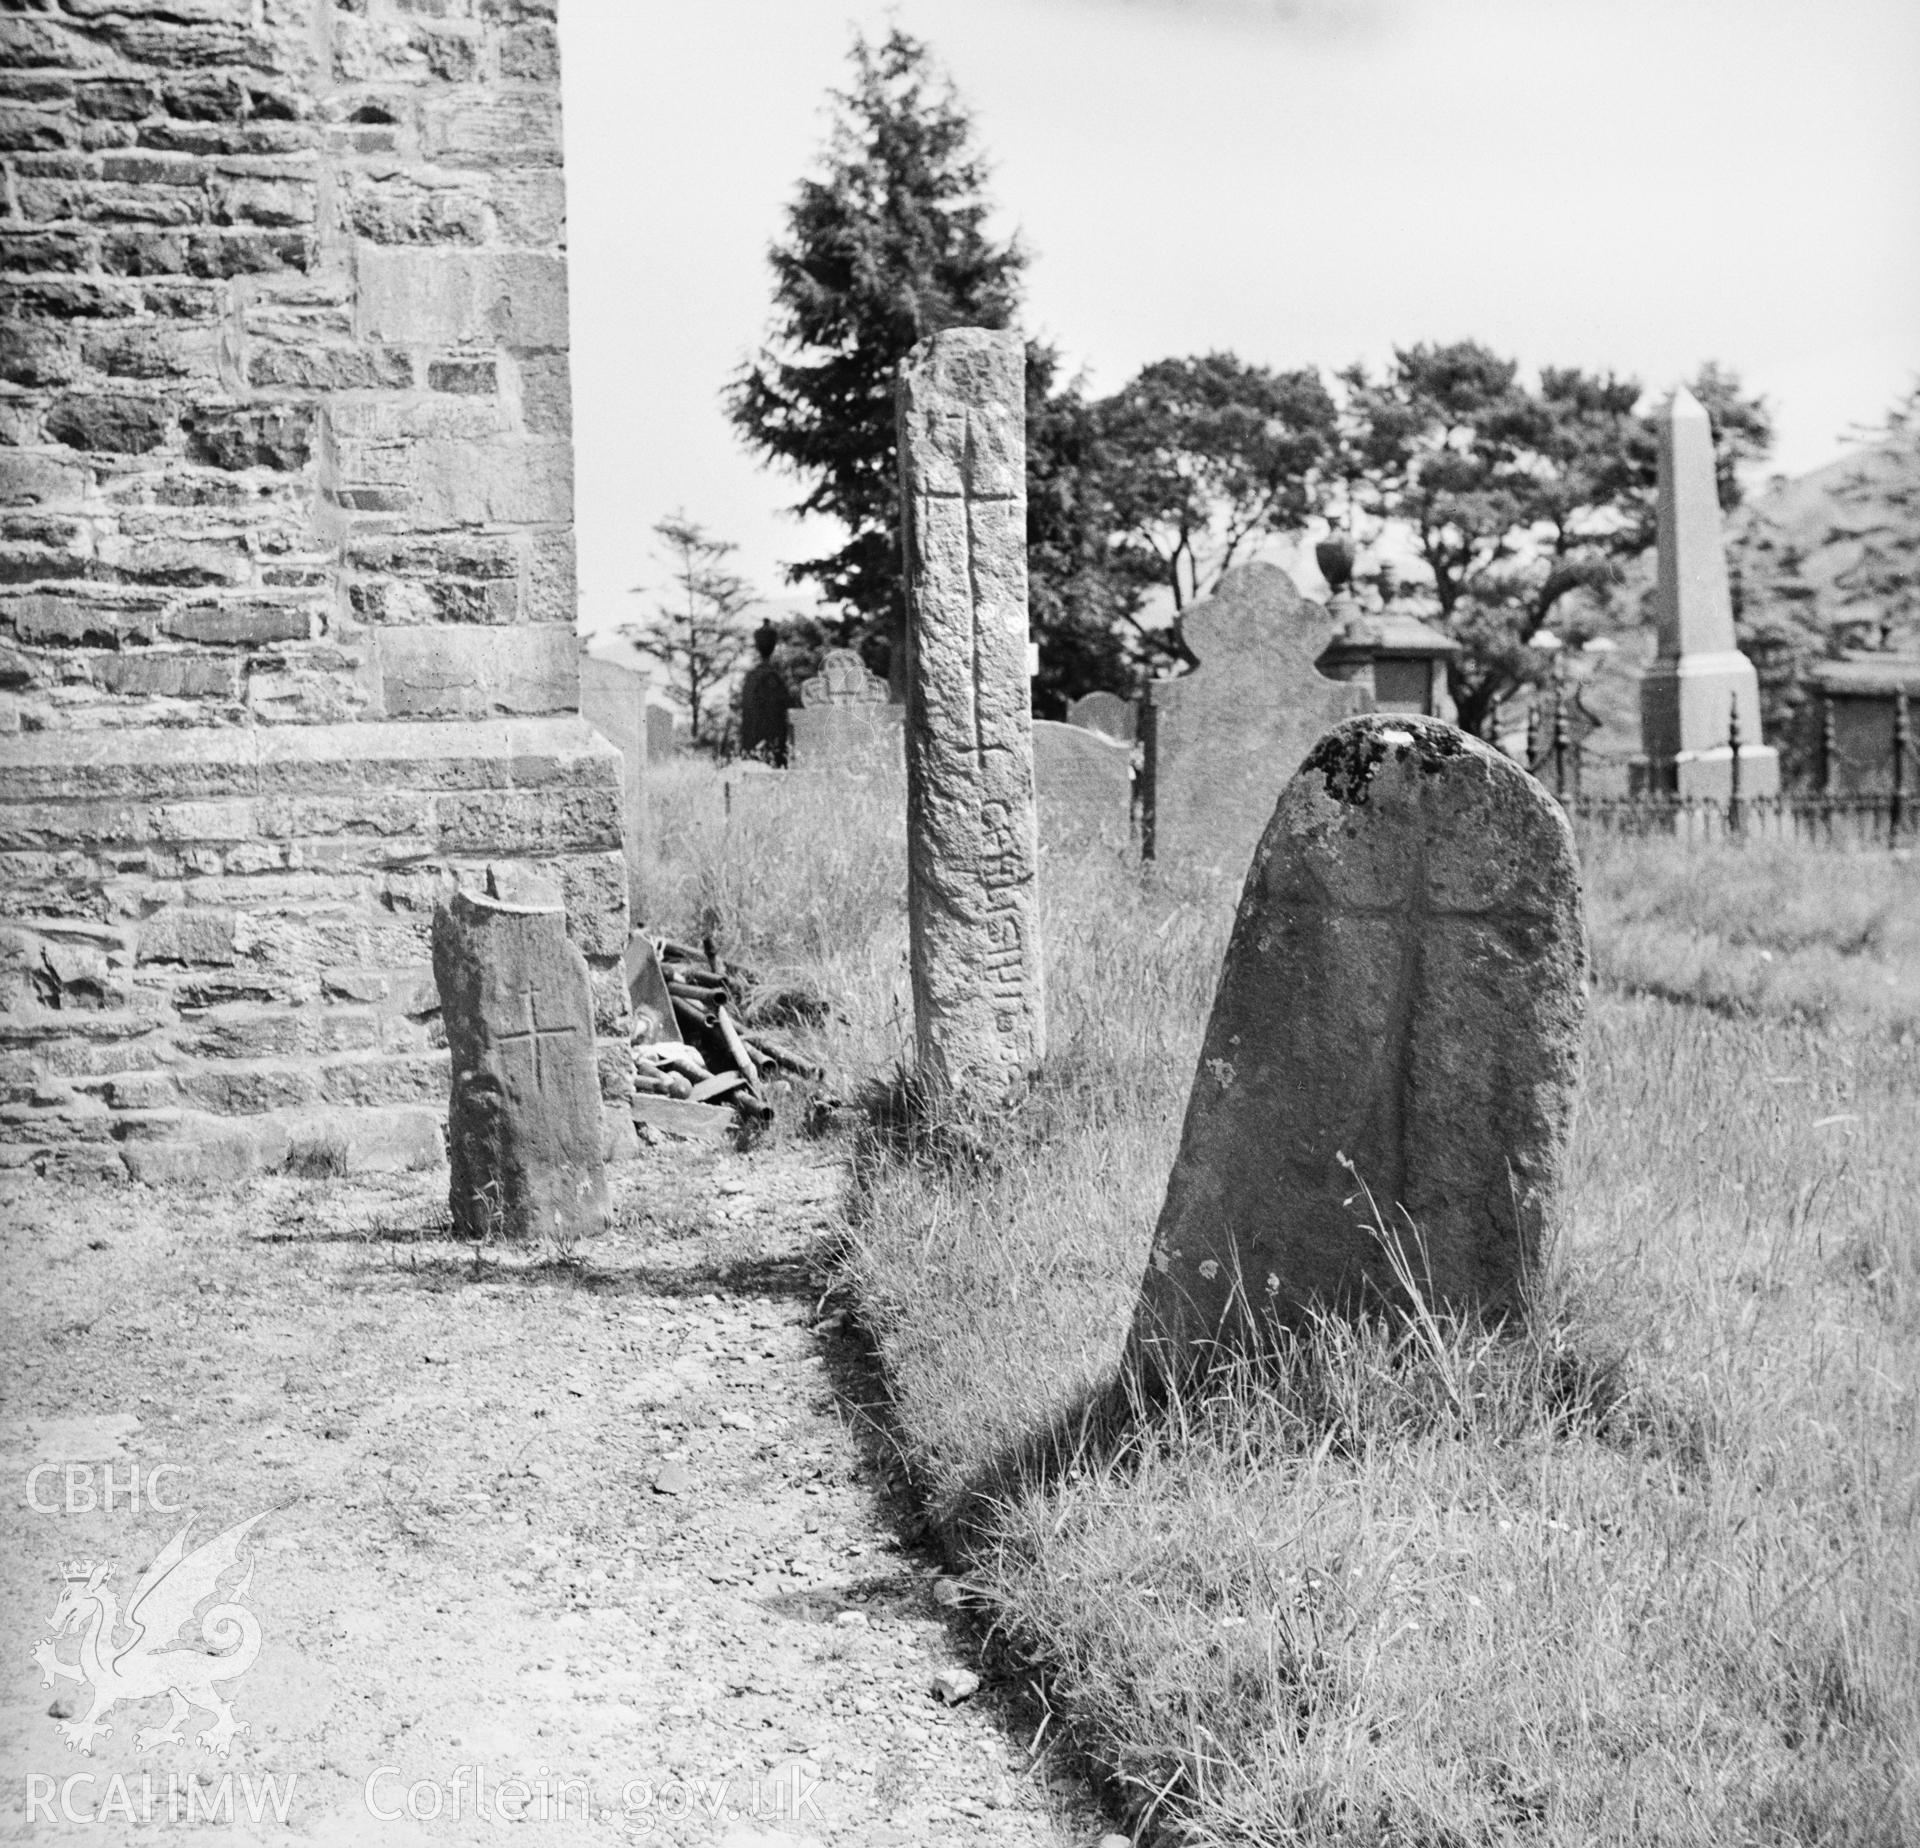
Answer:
[
  {"left": 1637, "top": 387, "right": 1780, "bottom": 796},
  {"left": 896, "top": 328, "right": 1045, "bottom": 1097}
]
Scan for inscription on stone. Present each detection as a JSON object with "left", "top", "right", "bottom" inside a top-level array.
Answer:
[{"left": 896, "top": 328, "right": 1045, "bottom": 1094}]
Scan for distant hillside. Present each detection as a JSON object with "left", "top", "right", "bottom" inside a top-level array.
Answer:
[{"left": 1731, "top": 403, "right": 1919, "bottom": 655}]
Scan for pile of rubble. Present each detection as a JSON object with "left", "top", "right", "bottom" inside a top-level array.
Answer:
[{"left": 626, "top": 934, "right": 826, "bottom": 1140}]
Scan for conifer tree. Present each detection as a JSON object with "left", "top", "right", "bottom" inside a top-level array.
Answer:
[{"left": 725, "top": 28, "right": 1025, "bottom": 687}]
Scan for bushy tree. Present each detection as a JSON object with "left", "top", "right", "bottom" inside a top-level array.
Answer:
[
  {"left": 1025, "top": 346, "right": 1144, "bottom": 715},
  {"left": 1097, "top": 353, "right": 1337, "bottom": 635},
  {"left": 726, "top": 31, "right": 1785, "bottom": 733},
  {"left": 1728, "top": 381, "right": 1917, "bottom": 782},
  {"left": 725, "top": 27, "right": 1025, "bottom": 688},
  {"left": 1332, "top": 343, "right": 1771, "bottom": 736},
  {"left": 622, "top": 514, "right": 753, "bottom": 748},
  {"left": 1831, "top": 384, "right": 1920, "bottom": 651},
  {"left": 1690, "top": 359, "right": 1777, "bottom": 520}
]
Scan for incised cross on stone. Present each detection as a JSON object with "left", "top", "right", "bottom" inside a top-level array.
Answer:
[
  {"left": 1305, "top": 833, "right": 1529, "bottom": 1215},
  {"left": 493, "top": 978, "right": 581, "bottom": 1094},
  {"left": 920, "top": 415, "right": 1019, "bottom": 774}
]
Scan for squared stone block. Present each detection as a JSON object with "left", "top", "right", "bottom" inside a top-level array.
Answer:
[
  {"left": 433, "top": 787, "right": 620, "bottom": 857},
  {"left": 407, "top": 438, "right": 572, "bottom": 527},
  {"left": 375, "top": 625, "right": 578, "bottom": 720},
  {"left": 420, "top": 97, "right": 563, "bottom": 170},
  {"left": 354, "top": 249, "right": 569, "bottom": 350}
]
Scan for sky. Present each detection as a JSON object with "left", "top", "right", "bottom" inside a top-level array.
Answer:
[{"left": 559, "top": 0, "right": 1920, "bottom": 634}]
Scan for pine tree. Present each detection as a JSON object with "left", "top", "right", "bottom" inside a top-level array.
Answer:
[
  {"left": 724, "top": 28, "right": 1026, "bottom": 687},
  {"left": 622, "top": 515, "right": 753, "bottom": 748}
]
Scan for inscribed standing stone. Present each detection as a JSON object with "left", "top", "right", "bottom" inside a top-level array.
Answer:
[
  {"left": 433, "top": 884, "right": 608, "bottom": 1243},
  {"left": 1144, "top": 564, "right": 1365, "bottom": 877},
  {"left": 897, "top": 328, "right": 1045, "bottom": 1094},
  {"left": 1127, "top": 715, "right": 1587, "bottom": 1377}
]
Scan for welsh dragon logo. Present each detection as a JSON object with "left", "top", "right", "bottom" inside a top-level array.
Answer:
[{"left": 31, "top": 1511, "right": 267, "bottom": 1756}]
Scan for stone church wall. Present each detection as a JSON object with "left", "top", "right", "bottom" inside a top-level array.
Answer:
[{"left": 0, "top": 0, "right": 631, "bottom": 1180}]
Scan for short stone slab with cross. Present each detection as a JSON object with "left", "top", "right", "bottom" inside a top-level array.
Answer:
[{"left": 431, "top": 884, "right": 608, "bottom": 1245}]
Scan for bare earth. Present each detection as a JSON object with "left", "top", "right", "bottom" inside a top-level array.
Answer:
[{"left": 0, "top": 1142, "right": 1104, "bottom": 1846}]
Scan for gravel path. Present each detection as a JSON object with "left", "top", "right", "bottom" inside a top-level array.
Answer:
[{"left": 0, "top": 1141, "right": 1107, "bottom": 1846}]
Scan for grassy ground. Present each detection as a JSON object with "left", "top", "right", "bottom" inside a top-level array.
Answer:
[{"left": 652, "top": 762, "right": 1920, "bottom": 1846}]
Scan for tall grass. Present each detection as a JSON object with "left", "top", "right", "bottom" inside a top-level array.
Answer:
[
  {"left": 646, "top": 757, "right": 915, "bottom": 1083},
  {"left": 649, "top": 765, "right": 1920, "bottom": 1845},
  {"left": 1581, "top": 830, "right": 1920, "bottom": 1036}
]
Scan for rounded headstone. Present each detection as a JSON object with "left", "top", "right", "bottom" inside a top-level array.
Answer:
[
  {"left": 1066, "top": 690, "right": 1135, "bottom": 744},
  {"left": 1128, "top": 714, "right": 1587, "bottom": 1375},
  {"left": 1032, "top": 718, "right": 1131, "bottom": 845}
]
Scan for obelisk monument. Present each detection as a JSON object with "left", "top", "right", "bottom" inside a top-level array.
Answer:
[{"left": 1636, "top": 386, "right": 1780, "bottom": 795}]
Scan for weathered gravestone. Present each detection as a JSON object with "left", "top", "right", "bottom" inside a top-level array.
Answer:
[
  {"left": 1143, "top": 564, "right": 1366, "bottom": 877},
  {"left": 646, "top": 702, "right": 679, "bottom": 764},
  {"left": 1127, "top": 714, "right": 1587, "bottom": 1377},
  {"left": 897, "top": 327, "right": 1045, "bottom": 1095},
  {"left": 433, "top": 877, "right": 608, "bottom": 1243},
  {"left": 1032, "top": 719, "right": 1132, "bottom": 844},
  {"left": 1067, "top": 690, "right": 1136, "bottom": 744},
  {"left": 788, "top": 648, "right": 904, "bottom": 774}
]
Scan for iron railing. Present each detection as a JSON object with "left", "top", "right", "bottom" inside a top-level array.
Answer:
[
  {"left": 1529, "top": 686, "right": 1913, "bottom": 847},
  {"left": 1562, "top": 792, "right": 1913, "bottom": 847}
]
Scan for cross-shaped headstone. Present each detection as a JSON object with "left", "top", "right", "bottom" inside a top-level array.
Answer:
[{"left": 1141, "top": 563, "right": 1365, "bottom": 874}]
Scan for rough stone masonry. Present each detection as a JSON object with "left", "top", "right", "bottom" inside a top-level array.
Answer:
[
  {"left": 0, "top": 0, "right": 632, "bottom": 1182},
  {"left": 896, "top": 327, "right": 1045, "bottom": 1098},
  {"left": 1128, "top": 714, "right": 1587, "bottom": 1378}
]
